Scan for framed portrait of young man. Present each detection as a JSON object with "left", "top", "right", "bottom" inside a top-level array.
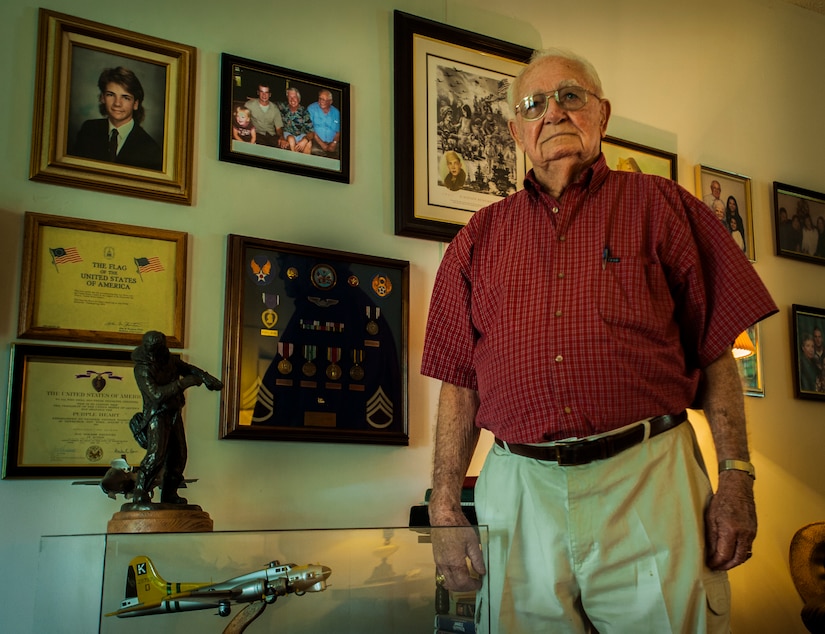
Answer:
[{"left": 29, "top": 9, "right": 197, "bottom": 205}]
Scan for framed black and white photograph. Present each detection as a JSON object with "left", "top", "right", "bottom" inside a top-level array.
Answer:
[
  {"left": 220, "top": 235, "right": 409, "bottom": 445},
  {"left": 695, "top": 165, "right": 755, "bottom": 262},
  {"left": 791, "top": 304, "right": 825, "bottom": 401},
  {"left": 219, "top": 54, "right": 350, "bottom": 184},
  {"left": 773, "top": 182, "right": 825, "bottom": 265},
  {"left": 29, "top": 9, "right": 197, "bottom": 205},
  {"left": 393, "top": 11, "right": 532, "bottom": 242}
]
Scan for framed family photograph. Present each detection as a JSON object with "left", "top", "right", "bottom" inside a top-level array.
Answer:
[
  {"left": 219, "top": 54, "right": 350, "bottom": 183},
  {"left": 18, "top": 212, "right": 187, "bottom": 347},
  {"left": 602, "top": 136, "right": 677, "bottom": 180},
  {"left": 29, "top": 9, "right": 197, "bottom": 205},
  {"left": 695, "top": 165, "right": 755, "bottom": 261},
  {"left": 220, "top": 235, "right": 409, "bottom": 445},
  {"left": 773, "top": 182, "right": 825, "bottom": 265},
  {"left": 393, "top": 11, "right": 532, "bottom": 242},
  {"left": 3, "top": 344, "right": 145, "bottom": 478},
  {"left": 791, "top": 304, "right": 825, "bottom": 401}
]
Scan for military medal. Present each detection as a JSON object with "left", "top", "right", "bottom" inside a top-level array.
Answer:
[
  {"left": 326, "top": 347, "right": 342, "bottom": 380},
  {"left": 350, "top": 349, "right": 365, "bottom": 381},
  {"left": 302, "top": 345, "right": 317, "bottom": 377},
  {"left": 311, "top": 263, "right": 336, "bottom": 290},
  {"left": 366, "top": 306, "right": 380, "bottom": 335},
  {"left": 277, "top": 342, "right": 294, "bottom": 375}
]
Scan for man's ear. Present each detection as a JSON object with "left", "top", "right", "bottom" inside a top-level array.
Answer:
[
  {"left": 599, "top": 99, "right": 612, "bottom": 137},
  {"left": 508, "top": 119, "right": 523, "bottom": 149}
]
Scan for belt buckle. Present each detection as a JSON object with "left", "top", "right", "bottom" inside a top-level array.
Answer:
[{"left": 554, "top": 439, "right": 592, "bottom": 466}]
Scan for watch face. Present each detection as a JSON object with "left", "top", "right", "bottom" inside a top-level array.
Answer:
[{"left": 310, "top": 264, "right": 336, "bottom": 290}]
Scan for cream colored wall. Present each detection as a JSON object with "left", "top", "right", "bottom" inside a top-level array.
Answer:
[{"left": 1, "top": 0, "right": 823, "bottom": 631}]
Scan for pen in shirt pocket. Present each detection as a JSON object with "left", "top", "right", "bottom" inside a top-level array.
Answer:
[{"left": 602, "top": 247, "right": 621, "bottom": 269}]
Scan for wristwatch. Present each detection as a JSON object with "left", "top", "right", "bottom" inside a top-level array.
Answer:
[{"left": 718, "top": 459, "right": 756, "bottom": 480}]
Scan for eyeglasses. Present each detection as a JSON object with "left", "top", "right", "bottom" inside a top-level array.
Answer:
[{"left": 514, "top": 86, "right": 601, "bottom": 121}]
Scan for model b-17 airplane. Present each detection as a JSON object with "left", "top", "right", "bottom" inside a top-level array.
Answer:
[{"left": 106, "top": 555, "right": 331, "bottom": 619}]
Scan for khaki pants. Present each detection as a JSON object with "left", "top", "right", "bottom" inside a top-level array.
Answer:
[{"left": 475, "top": 421, "right": 730, "bottom": 633}]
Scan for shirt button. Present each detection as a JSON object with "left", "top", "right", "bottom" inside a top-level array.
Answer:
[
  {"left": 564, "top": 406, "right": 572, "bottom": 414},
  {"left": 554, "top": 310, "right": 562, "bottom": 317},
  {"left": 557, "top": 272, "right": 565, "bottom": 279},
  {"left": 552, "top": 206, "right": 559, "bottom": 214},
  {"left": 554, "top": 355, "right": 563, "bottom": 362},
  {"left": 559, "top": 235, "right": 566, "bottom": 242}
]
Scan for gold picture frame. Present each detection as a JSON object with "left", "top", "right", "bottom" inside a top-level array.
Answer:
[
  {"left": 18, "top": 212, "right": 187, "bottom": 347},
  {"left": 602, "top": 136, "right": 678, "bottom": 180},
  {"left": 3, "top": 344, "right": 144, "bottom": 478},
  {"left": 29, "top": 9, "right": 197, "bottom": 205},
  {"left": 695, "top": 165, "right": 755, "bottom": 262}
]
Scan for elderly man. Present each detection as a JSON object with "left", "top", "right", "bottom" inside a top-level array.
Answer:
[
  {"left": 422, "top": 49, "right": 777, "bottom": 633},
  {"left": 277, "top": 87, "right": 315, "bottom": 154},
  {"left": 245, "top": 83, "right": 284, "bottom": 147},
  {"left": 308, "top": 89, "right": 341, "bottom": 158}
]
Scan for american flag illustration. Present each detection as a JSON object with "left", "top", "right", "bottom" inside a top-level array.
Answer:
[
  {"left": 135, "top": 256, "right": 165, "bottom": 273},
  {"left": 49, "top": 247, "right": 83, "bottom": 264}
]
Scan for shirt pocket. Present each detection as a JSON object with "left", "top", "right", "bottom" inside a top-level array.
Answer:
[{"left": 597, "top": 256, "right": 674, "bottom": 340}]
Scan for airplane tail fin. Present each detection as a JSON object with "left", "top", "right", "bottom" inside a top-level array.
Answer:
[{"left": 122, "top": 555, "right": 168, "bottom": 606}]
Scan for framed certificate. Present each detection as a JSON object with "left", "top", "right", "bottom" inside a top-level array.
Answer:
[
  {"left": 18, "top": 212, "right": 187, "bottom": 347},
  {"left": 3, "top": 344, "right": 145, "bottom": 478}
]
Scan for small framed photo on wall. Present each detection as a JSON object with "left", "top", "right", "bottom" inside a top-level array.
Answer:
[
  {"left": 791, "top": 304, "right": 825, "bottom": 401},
  {"left": 695, "top": 165, "right": 755, "bottom": 262},
  {"left": 219, "top": 53, "right": 350, "bottom": 184},
  {"left": 773, "top": 182, "right": 825, "bottom": 265}
]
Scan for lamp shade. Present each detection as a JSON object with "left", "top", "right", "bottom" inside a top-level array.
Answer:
[{"left": 732, "top": 330, "right": 756, "bottom": 359}]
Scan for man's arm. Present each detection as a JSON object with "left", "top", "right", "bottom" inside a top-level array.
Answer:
[
  {"left": 428, "top": 382, "right": 486, "bottom": 591},
  {"left": 701, "top": 347, "right": 757, "bottom": 570}
]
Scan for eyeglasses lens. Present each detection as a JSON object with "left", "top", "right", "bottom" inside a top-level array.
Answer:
[{"left": 519, "top": 87, "right": 589, "bottom": 121}]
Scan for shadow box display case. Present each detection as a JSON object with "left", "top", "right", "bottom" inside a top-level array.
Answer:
[{"left": 35, "top": 526, "right": 488, "bottom": 633}]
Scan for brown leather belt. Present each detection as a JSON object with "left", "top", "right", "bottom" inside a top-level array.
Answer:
[{"left": 494, "top": 411, "right": 687, "bottom": 466}]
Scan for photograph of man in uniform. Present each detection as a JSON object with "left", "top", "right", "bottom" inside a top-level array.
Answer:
[{"left": 67, "top": 48, "right": 166, "bottom": 172}]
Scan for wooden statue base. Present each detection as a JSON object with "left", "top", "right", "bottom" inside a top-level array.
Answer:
[{"left": 108, "top": 503, "right": 213, "bottom": 533}]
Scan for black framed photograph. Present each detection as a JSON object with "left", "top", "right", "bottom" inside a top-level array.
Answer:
[
  {"left": 791, "top": 304, "right": 825, "bottom": 401},
  {"left": 695, "top": 165, "right": 755, "bottom": 262},
  {"left": 29, "top": 9, "right": 197, "bottom": 205},
  {"left": 393, "top": 11, "right": 532, "bottom": 242},
  {"left": 773, "top": 182, "right": 825, "bottom": 265},
  {"left": 602, "top": 136, "right": 677, "bottom": 181},
  {"left": 219, "top": 54, "right": 350, "bottom": 184},
  {"left": 3, "top": 344, "right": 145, "bottom": 478},
  {"left": 220, "top": 235, "right": 409, "bottom": 445}
]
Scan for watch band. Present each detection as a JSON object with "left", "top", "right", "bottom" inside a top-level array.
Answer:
[{"left": 718, "top": 459, "right": 756, "bottom": 480}]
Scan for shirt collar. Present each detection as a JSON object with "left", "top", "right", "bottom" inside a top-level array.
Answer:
[{"left": 523, "top": 153, "right": 610, "bottom": 199}]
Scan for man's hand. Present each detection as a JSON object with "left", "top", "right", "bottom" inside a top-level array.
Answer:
[
  {"left": 705, "top": 471, "right": 756, "bottom": 570},
  {"left": 430, "top": 507, "right": 486, "bottom": 592}
]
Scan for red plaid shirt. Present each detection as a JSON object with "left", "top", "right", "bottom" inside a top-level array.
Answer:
[{"left": 421, "top": 156, "right": 777, "bottom": 443}]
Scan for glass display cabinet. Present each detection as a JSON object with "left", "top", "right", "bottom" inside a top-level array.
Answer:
[{"left": 35, "top": 526, "right": 488, "bottom": 633}]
